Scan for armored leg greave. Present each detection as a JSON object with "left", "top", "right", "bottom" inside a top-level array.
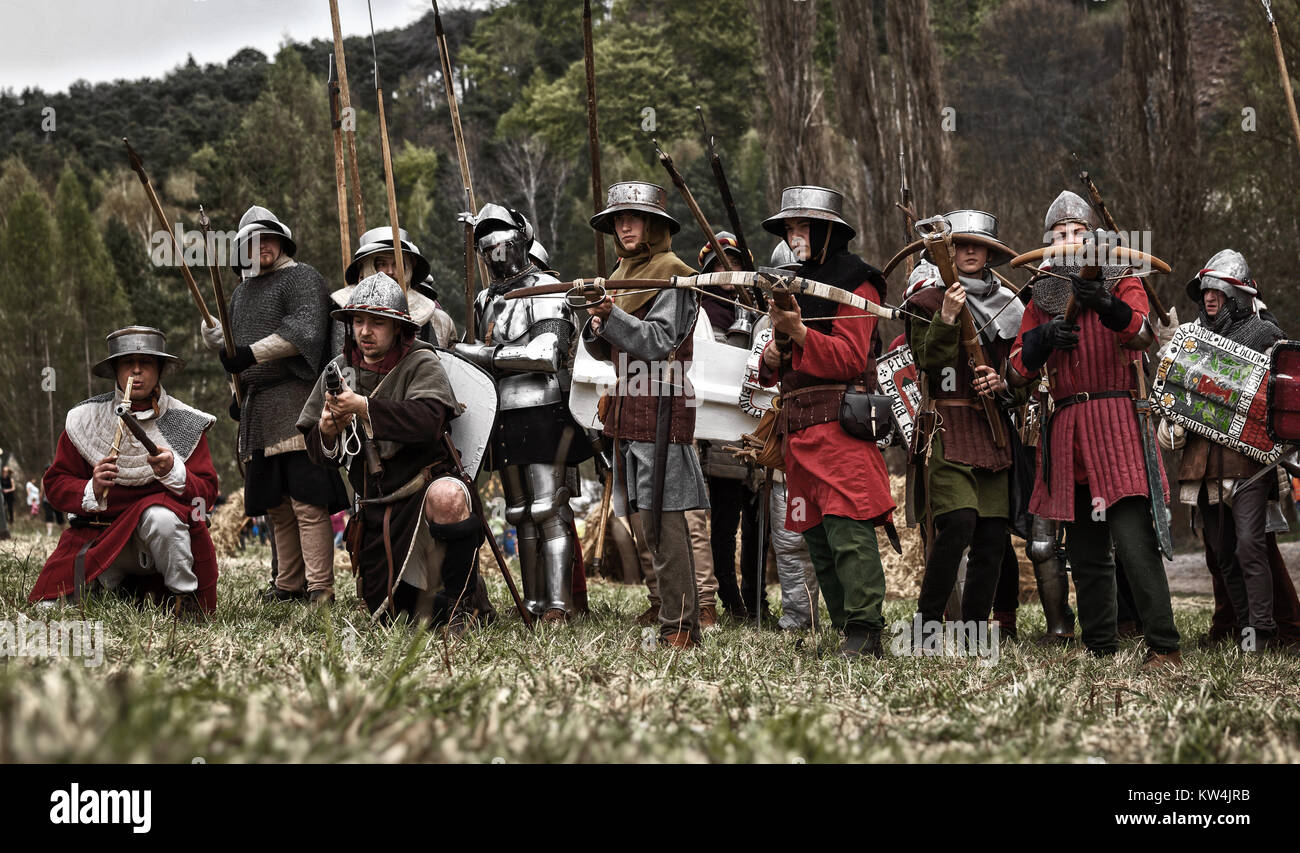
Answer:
[
  {"left": 503, "top": 465, "right": 544, "bottom": 615},
  {"left": 1028, "top": 514, "right": 1075, "bottom": 637},
  {"left": 527, "top": 463, "right": 576, "bottom": 615}
]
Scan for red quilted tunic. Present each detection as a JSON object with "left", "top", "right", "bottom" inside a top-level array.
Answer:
[
  {"left": 1008, "top": 276, "right": 1168, "bottom": 521},
  {"left": 762, "top": 281, "right": 895, "bottom": 533}
]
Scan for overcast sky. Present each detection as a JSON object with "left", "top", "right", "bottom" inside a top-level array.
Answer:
[{"left": 0, "top": 0, "right": 487, "bottom": 94}]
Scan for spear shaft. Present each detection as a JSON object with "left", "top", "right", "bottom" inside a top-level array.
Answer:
[
  {"left": 369, "top": 1, "right": 406, "bottom": 292},
  {"left": 122, "top": 138, "right": 212, "bottom": 325},
  {"left": 583, "top": 0, "right": 608, "bottom": 277},
  {"left": 329, "top": 0, "right": 366, "bottom": 235}
]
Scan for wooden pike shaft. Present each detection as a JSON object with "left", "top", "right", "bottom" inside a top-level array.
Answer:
[
  {"left": 329, "top": 74, "right": 352, "bottom": 278},
  {"left": 330, "top": 0, "right": 366, "bottom": 235},
  {"left": 590, "top": 469, "right": 613, "bottom": 573},
  {"left": 103, "top": 376, "right": 133, "bottom": 503},
  {"left": 655, "top": 143, "right": 755, "bottom": 307},
  {"left": 1268, "top": 17, "right": 1300, "bottom": 161},
  {"left": 123, "top": 138, "right": 213, "bottom": 325},
  {"left": 199, "top": 205, "right": 243, "bottom": 408},
  {"left": 375, "top": 87, "right": 407, "bottom": 292},
  {"left": 583, "top": 0, "right": 607, "bottom": 277},
  {"left": 433, "top": 1, "right": 488, "bottom": 322}
]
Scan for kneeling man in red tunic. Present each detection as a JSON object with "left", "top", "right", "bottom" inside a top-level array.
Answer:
[{"left": 28, "top": 327, "right": 220, "bottom": 616}]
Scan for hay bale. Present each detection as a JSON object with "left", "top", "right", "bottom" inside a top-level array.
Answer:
[{"left": 209, "top": 488, "right": 247, "bottom": 558}]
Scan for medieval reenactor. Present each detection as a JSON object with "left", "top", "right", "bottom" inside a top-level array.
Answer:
[
  {"left": 29, "top": 327, "right": 219, "bottom": 616},
  {"left": 329, "top": 226, "right": 452, "bottom": 353},
  {"left": 453, "top": 203, "right": 592, "bottom": 623},
  {"left": 1160, "top": 250, "right": 1298, "bottom": 651},
  {"left": 1007, "top": 190, "right": 1180, "bottom": 669},
  {"left": 412, "top": 274, "right": 459, "bottom": 348},
  {"left": 696, "top": 232, "right": 762, "bottom": 622},
  {"left": 582, "top": 181, "right": 710, "bottom": 648},
  {"left": 202, "top": 205, "right": 348, "bottom": 604},
  {"left": 902, "top": 210, "right": 1025, "bottom": 635},
  {"left": 758, "top": 186, "right": 896, "bottom": 657},
  {"left": 300, "top": 273, "right": 485, "bottom": 626}
]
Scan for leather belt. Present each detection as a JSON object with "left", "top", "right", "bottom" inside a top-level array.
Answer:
[
  {"left": 1041, "top": 389, "right": 1136, "bottom": 483},
  {"left": 1051, "top": 389, "right": 1134, "bottom": 411}
]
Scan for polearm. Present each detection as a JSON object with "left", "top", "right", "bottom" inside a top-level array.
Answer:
[
  {"left": 1069, "top": 152, "right": 1170, "bottom": 325},
  {"left": 896, "top": 147, "right": 917, "bottom": 276},
  {"left": 327, "top": 54, "right": 352, "bottom": 279},
  {"left": 459, "top": 187, "right": 476, "bottom": 339},
  {"left": 653, "top": 139, "right": 756, "bottom": 308},
  {"left": 1263, "top": 0, "right": 1300, "bottom": 161},
  {"left": 198, "top": 205, "right": 242, "bottom": 408},
  {"left": 123, "top": 139, "right": 213, "bottom": 326},
  {"left": 329, "top": 0, "right": 366, "bottom": 235},
  {"left": 432, "top": 0, "right": 487, "bottom": 333},
  {"left": 695, "top": 106, "right": 753, "bottom": 271},
  {"left": 367, "top": 0, "right": 407, "bottom": 292},
  {"left": 583, "top": 0, "right": 608, "bottom": 277}
]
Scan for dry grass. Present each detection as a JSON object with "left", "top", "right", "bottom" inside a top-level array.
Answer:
[{"left": 1, "top": 530, "right": 1298, "bottom": 764}]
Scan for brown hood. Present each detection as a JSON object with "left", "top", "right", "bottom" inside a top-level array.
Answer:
[{"left": 609, "top": 219, "right": 694, "bottom": 313}]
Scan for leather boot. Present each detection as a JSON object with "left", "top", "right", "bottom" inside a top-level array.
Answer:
[
  {"left": 698, "top": 604, "right": 719, "bottom": 630},
  {"left": 635, "top": 602, "right": 659, "bottom": 626},
  {"left": 1117, "top": 620, "right": 1142, "bottom": 640},
  {"left": 541, "top": 608, "right": 568, "bottom": 624},
  {"left": 992, "top": 610, "right": 1017, "bottom": 642},
  {"left": 661, "top": 630, "right": 698, "bottom": 650},
  {"left": 839, "top": 629, "right": 884, "bottom": 659},
  {"left": 1139, "top": 649, "right": 1182, "bottom": 672}
]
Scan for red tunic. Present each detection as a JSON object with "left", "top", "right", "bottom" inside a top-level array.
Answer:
[
  {"left": 763, "top": 282, "right": 895, "bottom": 533},
  {"left": 1009, "top": 276, "right": 1168, "bottom": 521},
  {"left": 28, "top": 432, "right": 221, "bottom": 612}
]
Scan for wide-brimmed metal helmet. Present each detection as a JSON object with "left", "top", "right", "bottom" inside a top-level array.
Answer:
[
  {"left": 589, "top": 181, "right": 680, "bottom": 235},
  {"left": 474, "top": 203, "right": 535, "bottom": 283},
  {"left": 943, "top": 209, "right": 1016, "bottom": 268},
  {"left": 92, "top": 326, "right": 185, "bottom": 379},
  {"left": 233, "top": 205, "right": 297, "bottom": 271},
  {"left": 762, "top": 186, "right": 856, "bottom": 241},
  {"left": 1042, "top": 190, "right": 1098, "bottom": 235},
  {"left": 330, "top": 273, "right": 416, "bottom": 331},
  {"left": 698, "top": 231, "right": 750, "bottom": 271},
  {"left": 345, "top": 226, "right": 432, "bottom": 286},
  {"left": 1186, "top": 248, "right": 1256, "bottom": 302}
]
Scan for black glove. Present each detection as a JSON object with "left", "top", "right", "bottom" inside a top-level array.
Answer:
[
  {"left": 1071, "top": 274, "right": 1133, "bottom": 332},
  {"left": 1021, "top": 315, "right": 1079, "bottom": 372},
  {"left": 228, "top": 393, "right": 241, "bottom": 422},
  {"left": 220, "top": 345, "right": 256, "bottom": 374},
  {"left": 1070, "top": 273, "right": 1106, "bottom": 308}
]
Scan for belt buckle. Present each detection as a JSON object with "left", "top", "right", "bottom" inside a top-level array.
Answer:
[{"left": 1076, "top": 391, "right": 1091, "bottom": 404}]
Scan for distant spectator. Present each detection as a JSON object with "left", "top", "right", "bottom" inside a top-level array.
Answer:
[{"left": 2, "top": 466, "right": 15, "bottom": 523}]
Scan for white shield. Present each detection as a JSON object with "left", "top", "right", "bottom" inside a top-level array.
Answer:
[
  {"left": 436, "top": 349, "right": 499, "bottom": 479},
  {"left": 570, "top": 308, "right": 761, "bottom": 442}
]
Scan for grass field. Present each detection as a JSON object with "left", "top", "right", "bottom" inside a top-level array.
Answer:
[{"left": 2, "top": 529, "right": 1299, "bottom": 764}]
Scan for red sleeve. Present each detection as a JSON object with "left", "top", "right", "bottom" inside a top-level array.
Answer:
[
  {"left": 791, "top": 282, "right": 878, "bottom": 380},
  {"left": 1112, "top": 275, "right": 1149, "bottom": 341},
  {"left": 1009, "top": 300, "right": 1050, "bottom": 379},
  {"left": 43, "top": 432, "right": 95, "bottom": 514},
  {"left": 180, "top": 434, "right": 220, "bottom": 509}
]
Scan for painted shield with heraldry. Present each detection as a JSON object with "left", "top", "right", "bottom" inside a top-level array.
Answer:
[
  {"left": 570, "top": 308, "right": 761, "bottom": 442},
  {"left": 876, "top": 345, "right": 922, "bottom": 451},
  {"left": 1152, "top": 323, "right": 1281, "bottom": 464},
  {"left": 436, "top": 349, "right": 498, "bottom": 479},
  {"left": 1267, "top": 340, "right": 1300, "bottom": 444}
]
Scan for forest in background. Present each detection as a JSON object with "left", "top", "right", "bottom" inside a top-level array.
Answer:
[{"left": 1, "top": 0, "right": 1297, "bottom": 489}]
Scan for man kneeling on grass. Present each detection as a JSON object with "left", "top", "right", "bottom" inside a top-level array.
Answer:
[
  {"left": 299, "top": 273, "right": 492, "bottom": 630},
  {"left": 28, "top": 327, "right": 219, "bottom": 617}
]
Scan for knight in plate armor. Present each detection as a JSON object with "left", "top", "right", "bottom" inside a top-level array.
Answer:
[{"left": 454, "top": 203, "right": 592, "bottom": 622}]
